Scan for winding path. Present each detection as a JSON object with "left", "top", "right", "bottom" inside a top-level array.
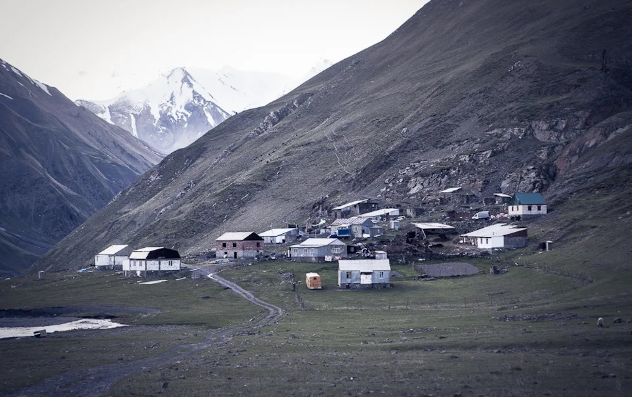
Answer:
[{"left": 10, "top": 272, "right": 284, "bottom": 397}]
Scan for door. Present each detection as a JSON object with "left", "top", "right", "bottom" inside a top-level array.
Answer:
[
  {"left": 360, "top": 272, "right": 372, "bottom": 284},
  {"left": 233, "top": 252, "right": 238, "bottom": 259}
]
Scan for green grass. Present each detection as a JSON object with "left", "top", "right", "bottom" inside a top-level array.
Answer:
[
  {"left": 3, "top": 178, "right": 632, "bottom": 397},
  {"left": 100, "top": 259, "right": 632, "bottom": 397}
]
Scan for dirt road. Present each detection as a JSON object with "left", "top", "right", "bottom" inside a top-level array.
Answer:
[{"left": 10, "top": 272, "right": 283, "bottom": 397}]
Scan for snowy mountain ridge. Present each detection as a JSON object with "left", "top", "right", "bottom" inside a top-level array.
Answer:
[{"left": 77, "top": 62, "right": 332, "bottom": 153}]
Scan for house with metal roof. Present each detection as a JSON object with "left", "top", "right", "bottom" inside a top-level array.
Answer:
[
  {"left": 332, "top": 199, "right": 378, "bottom": 219},
  {"left": 94, "top": 244, "right": 133, "bottom": 270},
  {"left": 338, "top": 257, "right": 391, "bottom": 289},
  {"left": 360, "top": 208, "right": 400, "bottom": 221},
  {"left": 290, "top": 238, "right": 347, "bottom": 262},
  {"left": 507, "top": 193, "right": 547, "bottom": 219},
  {"left": 461, "top": 223, "right": 528, "bottom": 250},
  {"left": 216, "top": 232, "right": 264, "bottom": 259},
  {"left": 330, "top": 216, "right": 374, "bottom": 238},
  {"left": 259, "top": 228, "right": 299, "bottom": 244},
  {"left": 124, "top": 247, "right": 181, "bottom": 273}
]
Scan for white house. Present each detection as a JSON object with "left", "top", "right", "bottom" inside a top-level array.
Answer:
[
  {"left": 290, "top": 238, "right": 347, "bottom": 262},
  {"left": 338, "top": 257, "right": 391, "bottom": 289},
  {"left": 125, "top": 247, "right": 181, "bottom": 273},
  {"left": 259, "top": 228, "right": 299, "bottom": 244},
  {"left": 94, "top": 245, "right": 133, "bottom": 270},
  {"left": 461, "top": 223, "right": 528, "bottom": 250},
  {"left": 507, "top": 193, "right": 547, "bottom": 218}
]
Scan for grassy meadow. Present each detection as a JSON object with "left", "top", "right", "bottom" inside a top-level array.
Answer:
[{"left": 2, "top": 189, "right": 632, "bottom": 395}]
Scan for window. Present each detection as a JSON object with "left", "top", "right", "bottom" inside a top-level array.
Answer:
[
  {"left": 232, "top": 242, "right": 237, "bottom": 248},
  {"left": 222, "top": 242, "right": 226, "bottom": 248},
  {"left": 256, "top": 242, "right": 260, "bottom": 247},
  {"left": 527, "top": 205, "right": 532, "bottom": 211},
  {"left": 379, "top": 271, "right": 384, "bottom": 278},
  {"left": 292, "top": 248, "right": 298, "bottom": 254},
  {"left": 331, "top": 246, "right": 342, "bottom": 254},
  {"left": 486, "top": 238, "right": 489, "bottom": 244},
  {"left": 346, "top": 271, "right": 351, "bottom": 279},
  {"left": 537, "top": 205, "right": 541, "bottom": 211},
  {"left": 310, "top": 248, "right": 315, "bottom": 255}
]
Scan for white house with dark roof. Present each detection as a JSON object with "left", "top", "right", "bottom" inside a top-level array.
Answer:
[
  {"left": 290, "top": 238, "right": 347, "bottom": 262},
  {"left": 124, "top": 247, "right": 181, "bottom": 273},
  {"left": 461, "top": 224, "right": 528, "bottom": 250},
  {"left": 338, "top": 257, "right": 391, "bottom": 289},
  {"left": 216, "top": 232, "right": 264, "bottom": 259},
  {"left": 95, "top": 245, "right": 133, "bottom": 270},
  {"left": 507, "top": 193, "right": 548, "bottom": 219}
]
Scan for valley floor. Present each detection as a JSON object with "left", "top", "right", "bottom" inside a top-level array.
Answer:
[{"left": 1, "top": 259, "right": 631, "bottom": 396}]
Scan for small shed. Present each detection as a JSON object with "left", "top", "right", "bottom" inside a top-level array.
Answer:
[
  {"left": 95, "top": 245, "right": 133, "bottom": 270},
  {"left": 305, "top": 273, "right": 322, "bottom": 290}
]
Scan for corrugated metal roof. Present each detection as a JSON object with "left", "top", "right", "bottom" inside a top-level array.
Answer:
[
  {"left": 361, "top": 208, "right": 399, "bottom": 217},
  {"left": 461, "top": 223, "right": 527, "bottom": 238},
  {"left": 412, "top": 222, "right": 455, "bottom": 230},
  {"left": 331, "top": 216, "right": 371, "bottom": 226},
  {"left": 332, "top": 199, "right": 367, "bottom": 210},
  {"left": 440, "top": 187, "right": 462, "bottom": 193},
  {"left": 508, "top": 193, "right": 547, "bottom": 205},
  {"left": 129, "top": 247, "right": 164, "bottom": 259},
  {"left": 259, "top": 228, "right": 296, "bottom": 237},
  {"left": 291, "top": 238, "right": 345, "bottom": 248},
  {"left": 216, "top": 232, "right": 262, "bottom": 241},
  {"left": 98, "top": 245, "right": 129, "bottom": 255},
  {"left": 494, "top": 193, "right": 512, "bottom": 198},
  {"left": 338, "top": 259, "right": 391, "bottom": 271}
]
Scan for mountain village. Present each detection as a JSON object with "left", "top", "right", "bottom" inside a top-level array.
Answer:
[{"left": 94, "top": 190, "right": 548, "bottom": 289}]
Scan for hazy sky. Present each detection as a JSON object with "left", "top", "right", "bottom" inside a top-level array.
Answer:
[{"left": 0, "top": 0, "right": 428, "bottom": 101}]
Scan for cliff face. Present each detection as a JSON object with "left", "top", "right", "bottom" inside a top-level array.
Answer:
[
  {"left": 0, "top": 59, "right": 162, "bottom": 276},
  {"left": 36, "top": 0, "right": 632, "bottom": 271}
]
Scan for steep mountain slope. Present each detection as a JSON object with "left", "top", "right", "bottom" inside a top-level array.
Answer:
[
  {"left": 76, "top": 66, "right": 310, "bottom": 153},
  {"left": 0, "top": 59, "right": 163, "bottom": 276},
  {"left": 38, "top": 0, "right": 632, "bottom": 271}
]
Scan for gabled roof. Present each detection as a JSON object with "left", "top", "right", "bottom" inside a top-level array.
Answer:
[
  {"left": 332, "top": 199, "right": 367, "bottom": 210},
  {"left": 291, "top": 238, "right": 345, "bottom": 248},
  {"left": 508, "top": 193, "right": 547, "bottom": 205},
  {"left": 130, "top": 247, "right": 181, "bottom": 260},
  {"left": 259, "top": 228, "right": 297, "bottom": 237},
  {"left": 361, "top": 208, "right": 399, "bottom": 217},
  {"left": 338, "top": 259, "right": 391, "bottom": 271},
  {"left": 216, "top": 232, "right": 263, "bottom": 241},
  {"left": 98, "top": 245, "right": 129, "bottom": 255},
  {"left": 461, "top": 223, "right": 527, "bottom": 238},
  {"left": 331, "top": 216, "right": 372, "bottom": 226}
]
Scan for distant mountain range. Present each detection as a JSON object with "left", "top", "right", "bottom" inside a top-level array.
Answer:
[
  {"left": 0, "top": 58, "right": 162, "bottom": 276},
  {"left": 77, "top": 63, "right": 332, "bottom": 153},
  {"left": 36, "top": 0, "right": 632, "bottom": 273}
]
